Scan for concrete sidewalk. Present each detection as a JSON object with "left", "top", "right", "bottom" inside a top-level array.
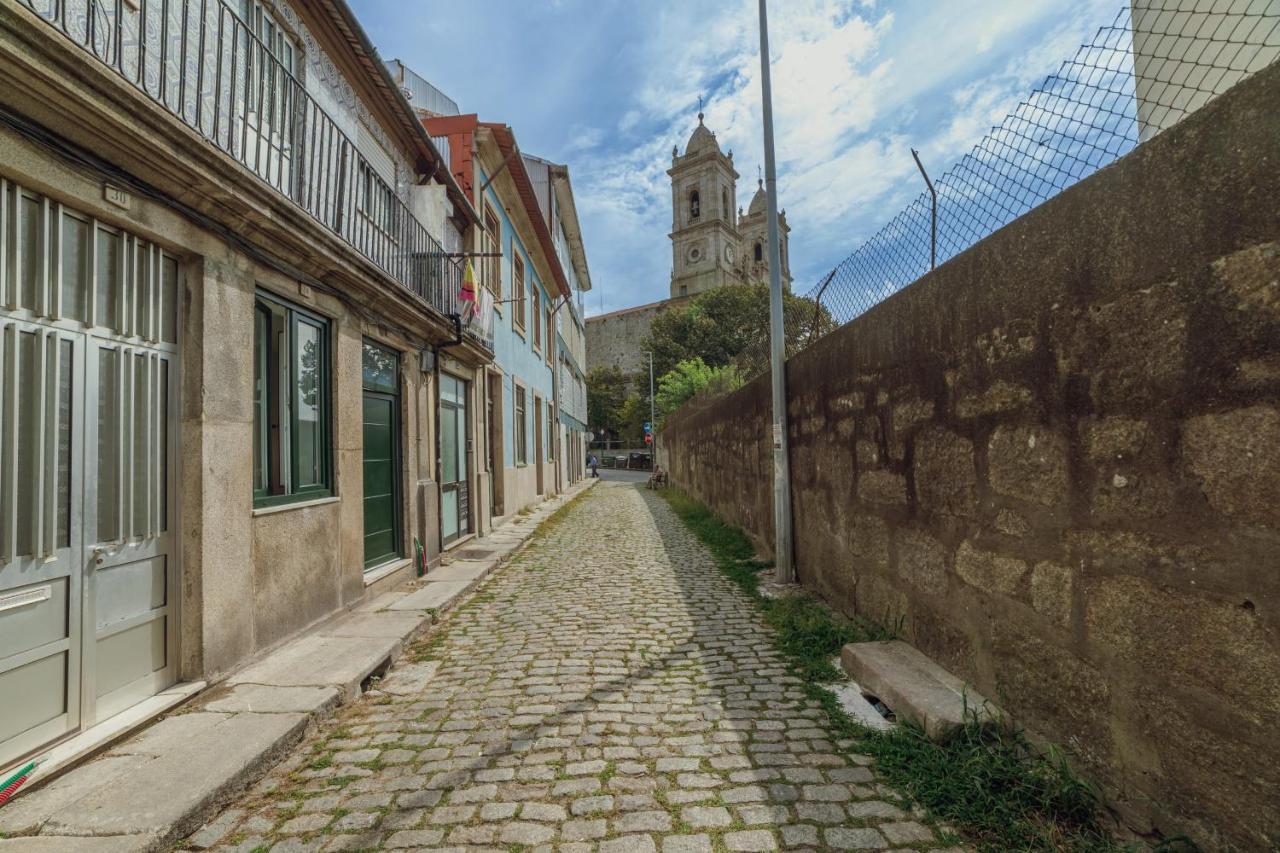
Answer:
[{"left": 0, "top": 480, "right": 595, "bottom": 852}]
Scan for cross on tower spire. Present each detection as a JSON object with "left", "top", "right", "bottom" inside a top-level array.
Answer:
[{"left": 697, "top": 95, "right": 704, "bottom": 123}]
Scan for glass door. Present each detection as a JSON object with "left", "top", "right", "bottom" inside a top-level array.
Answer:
[
  {"left": 361, "top": 341, "right": 401, "bottom": 570},
  {"left": 439, "top": 373, "right": 469, "bottom": 547}
]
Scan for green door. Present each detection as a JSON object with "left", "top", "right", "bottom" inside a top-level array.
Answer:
[{"left": 362, "top": 342, "right": 401, "bottom": 570}]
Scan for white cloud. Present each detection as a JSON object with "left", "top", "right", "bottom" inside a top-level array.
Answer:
[{"left": 562, "top": 0, "right": 1124, "bottom": 314}]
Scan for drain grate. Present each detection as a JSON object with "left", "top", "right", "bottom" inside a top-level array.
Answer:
[{"left": 457, "top": 549, "right": 495, "bottom": 560}]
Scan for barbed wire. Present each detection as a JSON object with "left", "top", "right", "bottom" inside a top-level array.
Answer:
[{"left": 730, "top": 1, "right": 1280, "bottom": 379}]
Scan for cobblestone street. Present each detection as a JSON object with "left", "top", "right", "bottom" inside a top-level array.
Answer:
[{"left": 192, "top": 482, "right": 946, "bottom": 852}]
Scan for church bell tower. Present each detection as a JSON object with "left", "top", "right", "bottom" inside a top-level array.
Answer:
[{"left": 668, "top": 112, "right": 740, "bottom": 299}]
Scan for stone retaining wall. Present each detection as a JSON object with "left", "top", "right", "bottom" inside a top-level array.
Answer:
[{"left": 658, "top": 62, "right": 1280, "bottom": 850}]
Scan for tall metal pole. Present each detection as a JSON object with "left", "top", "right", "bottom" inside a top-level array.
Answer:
[
  {"left": 758, "top": 0, "right": 794, "bottom": 584},
  {"left": 648, "top": 351, "right": 657, "bottom": 462}
]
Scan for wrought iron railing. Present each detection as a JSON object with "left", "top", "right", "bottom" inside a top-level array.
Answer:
[{"left": 17, "top": 0, "right": 490, "bottom": 348}]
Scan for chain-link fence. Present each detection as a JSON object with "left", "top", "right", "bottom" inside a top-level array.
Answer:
[{"left": 729, "top": 1, "right": 1280, "bottom": 381}]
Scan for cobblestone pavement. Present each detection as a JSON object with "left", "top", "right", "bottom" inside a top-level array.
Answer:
[{"left": 191, "top": 482, "right": 949, "bottom": 852}]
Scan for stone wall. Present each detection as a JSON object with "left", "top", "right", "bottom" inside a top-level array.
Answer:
[
  {"left": 658, "top": 63, "right": 1280, "bottom": 850},
  {"left": 586, "top": 298, "right": 680, "bottom": 378}
]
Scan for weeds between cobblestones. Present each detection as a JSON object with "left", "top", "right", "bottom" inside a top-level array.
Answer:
[
  {"left": 658, "top": 489, "right": 1134, "bottom": 853},
  {"left": 188, "top": 482, "right": 1126, "bottom": 853}
]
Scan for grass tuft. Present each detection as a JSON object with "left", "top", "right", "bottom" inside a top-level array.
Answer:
[
  {"left": 659, "top": 487, "right": 1131, "bottom": 853},
  {"left": 659, "top": 488, "right": 876, "bottom": 682}
]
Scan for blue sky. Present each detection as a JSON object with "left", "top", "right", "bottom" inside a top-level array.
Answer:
[{"left": 352, "top": 0, "right": 1122, "bottom": 316}]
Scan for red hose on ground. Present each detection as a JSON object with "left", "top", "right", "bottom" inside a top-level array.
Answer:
[{"left": 0, "top": 771, "right": 32, "bottom": 806}]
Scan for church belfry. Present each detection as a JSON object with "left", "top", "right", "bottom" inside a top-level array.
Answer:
[{"left": 668, "top": 112, "right": 740, "bottom": 299}]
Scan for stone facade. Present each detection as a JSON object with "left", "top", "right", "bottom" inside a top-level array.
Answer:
[
  {"left": 584, "top": 298, "right": 684, "bottom": 378},
  {"left": 658, "top": 62, "right": 1280, "bottom": 851}
]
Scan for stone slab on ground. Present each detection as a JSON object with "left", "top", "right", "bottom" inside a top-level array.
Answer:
[
  {"left": 320, "top": 610, "right": 429, "bottom": 640},
  {"left": 386, "top": 580, "right": 471, "bottom": 612},
  {"left": 197, "top": 684, "right": 342, "bottom": 715},
  {"left": 378, "top": 661, "right": 441, "bottom": 695},
  {"left": 0, "top": 754, "right": 150, "bottom": 835},
  {"left": 841, "top": 640, "right": 999, "bottom": 738},
  {"left": 225, "top": 634, "right": 402, "bottom": 700},
  {"left": 0, "top": 835, "right": 158, "bottom": 852},
  {"left": 42, "top": 711, "right": 307, "bottom": 842},
  {"left": 107, "top": 712, "right": 230, "bottom": 757},
  {"left": 422, "top": 560, "right": 495, "bottom": 583},
  {"left": 352, "top": 590, "right": 411, "bottom": 613}
]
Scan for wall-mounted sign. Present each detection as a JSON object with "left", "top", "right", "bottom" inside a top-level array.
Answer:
[{"left": 103, "top": 184, "right": 131, "bottom": 210}]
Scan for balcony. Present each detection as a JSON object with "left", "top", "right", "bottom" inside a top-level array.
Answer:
[{"left": 17, "top": 0, "right": 490, "bottom": 349}]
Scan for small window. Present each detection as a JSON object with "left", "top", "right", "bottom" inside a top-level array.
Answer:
[
  {"left": 513, "top": 252, "right": 527, "bottom": 331},
  {"left": 358, "top": 163, "right": 399, "bottom": 236},
  {"left": 722, "top": 188, "right": 729, "bottom": 217},
  {"left": 547, "top": 403, "right": 555, "bottom": 461},
  {"left": 754, "top": 241, "right": 763, "bottom": 262},
  {"left": 240, "top": 0, "right": 296, "bottom": 70},
  {"left": 689, "top": 189, "right": 700, "bottom": 220},
  {"left": 483, "top": 204, "right": 502, "bottom": 301},
  {"left": 254, "top": 292, "right": 332, "bottom": 507},
  {"left": 514, "top": 385, "right": 527, "bottom": 466},
  {"left": 679, "top": 285, "right": 688, "bottom": 297},
  {"left": 532, "top": 286, "right": 542, "bottom": 351},
  {"left": 545, "top": 307, "right": 554, "bottom": 365}
]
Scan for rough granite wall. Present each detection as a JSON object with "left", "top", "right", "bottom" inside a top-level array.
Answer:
[
  {"left": 658, "top": 63, "right": 1280, "bottom": 850},
  {"left": 586, "top": 298, "right": 688, "bottom": 378}
]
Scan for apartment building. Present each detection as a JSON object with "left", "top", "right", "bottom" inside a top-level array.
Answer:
[{"left": 0, "top": 0, "right": 493, "bottom": 770}]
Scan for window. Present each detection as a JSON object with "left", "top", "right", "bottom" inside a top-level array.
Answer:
[
  {"left": 254, "top": 292, "right": 332, "bottom": 507},
  {"left": 357, "top": 162, "right": 399, "bottom": 236},
  {"left": 237, "top": 0, "right": 297, "bottom": 183},
  {"left": 512, "top": 252, "right": 527, "bottom": 332},
  {"left": 532, "top": 286, "right": 542, "bottom": 350},
  {"left": 545, "top": 306, "right": 553, "bottom": 365},
  {"left": 241, "top": 0, "right": 296, "bottom": 69},
  {"left": 514, "top": 385, "right": 527, "bottom": 465},
  {"left": 689, "top": 189, "right": 700, "bottom": 220},
  {"left": 547, "top": 403, "right": 555, "bottom": 461},
  {"left": 483, "top": 204, "right": 502, "bottom": 300},
  {"left": 722, "top": 188, "right": 729, "bottom": 217},
  {"left": 679, "top": 285, "right": 688, "bottom": 297},
  {"left": 754, "top": 240, "right": 763, "bottom": 262}
]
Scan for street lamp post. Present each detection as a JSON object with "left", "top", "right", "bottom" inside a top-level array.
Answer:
[
  {"left": 758, "top": 0, "right": 795, "bottom": 583},
  {"left": 646, "top": 351, "right": 657, "bottom": 463}
]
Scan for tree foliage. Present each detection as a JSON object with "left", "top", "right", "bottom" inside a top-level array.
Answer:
[
  {"left": 655, "top": 358, "right": 743, "bottom": 424},
  {"left": 642, "top": 283, "right": 836, "bottom": 381},
  {"left": 586, "top": 366, "right": 630, "bottom": 441}
]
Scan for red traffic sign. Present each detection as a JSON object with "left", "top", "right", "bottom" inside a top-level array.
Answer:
[{"left": 644, "top": 433, "right": 653, "bottom": 444}]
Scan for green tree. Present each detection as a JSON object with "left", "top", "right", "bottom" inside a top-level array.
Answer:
[
  {"left": 586, "top": 366, "right": 629, "bottom": 441},
  {"left": 655, "top": 358, "right": 743, "bottom": 423},
  {"left": 616, "top": 393, "right": 649, "bottom": 447},
  {"left": 642, "top": 283, "right": 835, "bottom": 380}
]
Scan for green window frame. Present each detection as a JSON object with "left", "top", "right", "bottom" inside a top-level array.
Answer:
[
  {"left": 253, "top": 291, "right": 333, "bottom": 508},
  {"left": 514, "top": 384, "right": 527, "bottom": 466}
]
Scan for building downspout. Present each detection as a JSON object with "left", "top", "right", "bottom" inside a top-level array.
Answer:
[{"left": 550, "top": 294, "right": 570, "bottom": 495}]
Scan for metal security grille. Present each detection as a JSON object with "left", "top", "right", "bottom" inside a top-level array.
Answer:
[
  {"left": 730, "top": 1, "right": 1280, "bottom": 380},
  {"left": 0, "top": 178, "right": 178, "bottom": 766},
  {"left": 17, "top": 0, "right": 480, "bottom": 344},
  {"left": 0, "top": 178, "right": 177, "bottom": 562}
]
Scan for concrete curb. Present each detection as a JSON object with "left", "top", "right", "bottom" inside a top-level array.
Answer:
[{"left": 0, "top": 480, "right": 598, "bottom": 852}]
